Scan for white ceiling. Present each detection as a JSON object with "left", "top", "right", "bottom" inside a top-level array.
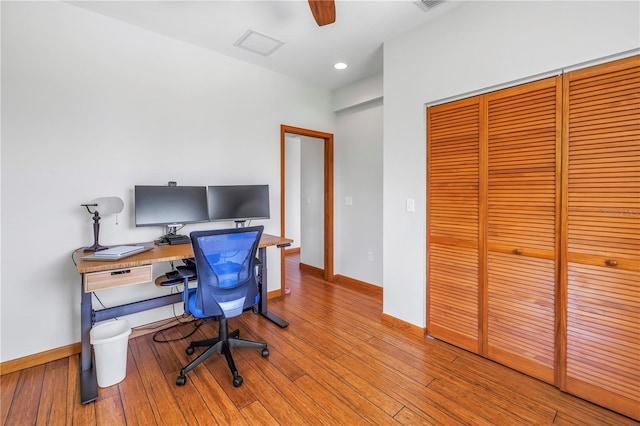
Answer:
[{"left": 69, "top": 0, "right": 462, "bottom": 90}]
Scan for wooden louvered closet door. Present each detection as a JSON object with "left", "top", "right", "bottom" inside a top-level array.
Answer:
[
  {"left": 562, "top": 56, "right": 639, "bottom": 420},
  {"left": 427, "top": 97, "right": 481, "bottom": 353},
  {"left": 485, "top": 77, "right": 561, "bottom": 384}
]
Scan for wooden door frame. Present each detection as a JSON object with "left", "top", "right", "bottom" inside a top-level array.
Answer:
[{"left": 280, "top": 125, "right": 334, "bottom": 290}]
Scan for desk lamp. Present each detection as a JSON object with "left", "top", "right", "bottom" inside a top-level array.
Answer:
[{"left": 81, "top": 197, "right": 124, "bottom": 252}]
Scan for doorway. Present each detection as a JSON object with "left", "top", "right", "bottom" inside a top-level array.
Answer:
[{"left": 280, "top": 125, "right": 334, "bottom": 292}]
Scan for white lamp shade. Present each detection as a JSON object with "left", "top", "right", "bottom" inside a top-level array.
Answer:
[{"left": 92, "top": 197, "right": 124, "bottom": 215}]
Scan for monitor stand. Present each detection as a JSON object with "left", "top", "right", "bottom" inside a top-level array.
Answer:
[{"left": 154, "top": 224, "right": 191, "bottom": 245}]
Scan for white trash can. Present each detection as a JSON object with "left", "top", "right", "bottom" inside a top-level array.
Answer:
[{"left": 90, "top": 319, "right": 132, "bottom": 387}]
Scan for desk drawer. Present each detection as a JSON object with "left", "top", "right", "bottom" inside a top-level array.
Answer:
[{"left": 84, "top": 265, "right": 153, "bottom": 292}]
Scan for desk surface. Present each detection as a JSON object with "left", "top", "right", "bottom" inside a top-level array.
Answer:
[{"left": 73, "top": 233, "right": 292, "bottom": 274}]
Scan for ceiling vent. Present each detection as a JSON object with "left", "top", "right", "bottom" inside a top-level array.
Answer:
[
  {"left": 234, "top": 29, "right": 284, "bottom": 57},
  {"left": 414, "top": 0, "right": 446, "bottom": 12}
]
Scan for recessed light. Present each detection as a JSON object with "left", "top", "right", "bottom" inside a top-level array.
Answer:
[{"left": 334, "top": 62, "right": 348, "bottom": 70}]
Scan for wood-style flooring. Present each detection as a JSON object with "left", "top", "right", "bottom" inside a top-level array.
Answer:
[{"left": 1, "top": 254, "right": 636, "bottom": 425}]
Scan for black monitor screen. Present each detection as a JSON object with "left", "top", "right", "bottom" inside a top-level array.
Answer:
[
  {"left": 134, "top": 185, "right": 209, "bottom": 227},
  {"left": 208, "top": 185, "right": 270, "bottom": 222}
]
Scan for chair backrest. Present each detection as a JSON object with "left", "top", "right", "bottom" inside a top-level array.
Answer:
[{"left": 189, "top": 226, "right": 263, "bottom": 318}]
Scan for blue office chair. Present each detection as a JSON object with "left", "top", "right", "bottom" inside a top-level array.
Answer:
[{"left": 175, "top": 226, "right": 269, "bottom": 387}]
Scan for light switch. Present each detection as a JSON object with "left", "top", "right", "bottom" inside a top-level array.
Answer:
[
  {"left": 345, "top": 196, "right": 353, "bottom": 206},
  {"left": 406, "top": 198, "right": 415, "bottom": 212}
]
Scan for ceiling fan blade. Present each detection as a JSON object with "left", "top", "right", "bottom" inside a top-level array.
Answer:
[{"left": 308, "top": 0, "right": 336, "bottom": 26}]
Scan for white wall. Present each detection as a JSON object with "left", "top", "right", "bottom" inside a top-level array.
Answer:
[
  {"left": 334, "top": 99, "right": 383, "bottom": 286},
  {"left": 331, "top": 73, "right": 384, "bottom": 287},
  {"left": 0, "top": 1, "right": 334, "bottom": 362},
  {"left": 383, "top": 0, "right": 640, "bottom": 327},
  {"left": 333, "top": 73, "right": 382, "bottom": 112}
]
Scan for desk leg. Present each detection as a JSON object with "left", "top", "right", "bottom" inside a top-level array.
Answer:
[
  {"left": 257, "top": 247, "right": 289, "bottom": 328},
  {"left": 79, "top": 278, "right": 98, "bottom": 404}
]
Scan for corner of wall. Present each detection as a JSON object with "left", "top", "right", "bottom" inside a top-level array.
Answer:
[{"left": 332, "top": 72, "right": 383, "bottom": 112}]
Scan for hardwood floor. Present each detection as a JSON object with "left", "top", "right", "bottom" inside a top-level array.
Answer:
[{"left": 1, "top": 254, "right": 636, "bottom": 425}]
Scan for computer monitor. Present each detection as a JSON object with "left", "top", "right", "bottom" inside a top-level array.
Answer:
[
  {"left": 134, "top": 185, "right": 209, "bottom": 229},
  {"left": 208, "top": 185, "right": 270, "bottom": 226}
]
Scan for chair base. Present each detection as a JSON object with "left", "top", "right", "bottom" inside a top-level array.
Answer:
[{"left": 176, "top": 317, "right": 268, "bottom": 387}]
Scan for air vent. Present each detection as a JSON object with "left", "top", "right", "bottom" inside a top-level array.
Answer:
[
  {"left": 234, "top": 29, "right": 284, "bottom": 57},
  {"left": 414, "top": 0, "right": 446, "bottom": 11}
]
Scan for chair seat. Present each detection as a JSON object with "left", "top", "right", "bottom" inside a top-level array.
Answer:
[{"left": 185, "top": 288, "right": 260, "bottom": 319}]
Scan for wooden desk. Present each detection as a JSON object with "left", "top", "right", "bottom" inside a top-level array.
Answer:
[{"left": 73, "top": 233, "right": 291, "bottom": 404}]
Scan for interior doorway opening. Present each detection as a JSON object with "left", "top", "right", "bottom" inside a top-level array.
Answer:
[{"left": 280, "top": 125, "right": 334, "bottom": 293}]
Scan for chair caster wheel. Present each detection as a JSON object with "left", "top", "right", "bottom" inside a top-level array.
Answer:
[
  {"left": 261, "top": 348, "right": 269, "bottom": 357},
  {"left": 176, "top": 375, "right": 186, "bottom": 386},
  {"left": 233, "top": 375, "right": 243, "bottom": 387},
  {"left": 186, "top": 346, "right": 194, "bottom": 355}
]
